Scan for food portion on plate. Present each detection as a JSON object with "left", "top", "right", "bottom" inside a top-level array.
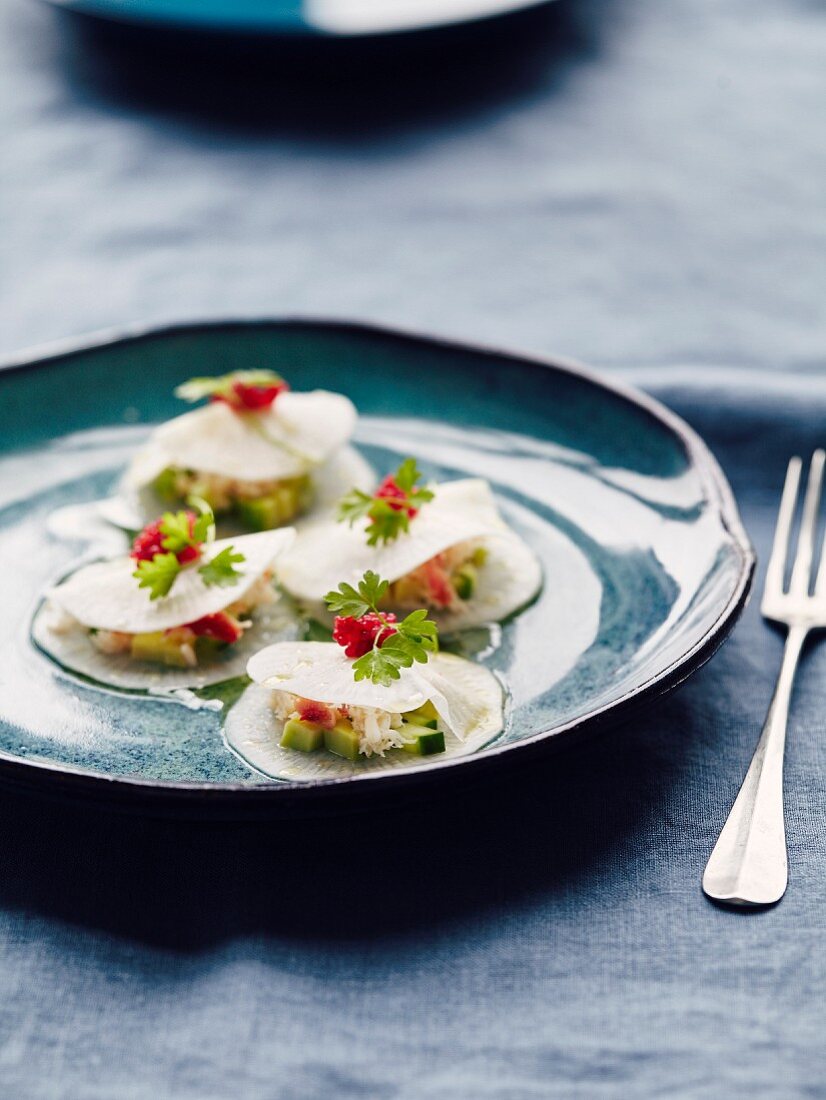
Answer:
[
  {"left": 276, "top": 458, "right": 543, "bottom": 630},
  {"left": 224, "top": 570, "right": 504, "bottom": 780},
  {"left": 121, "top": 370, "right": 360, "bottom": 531},
  {"left": 33, "top": 373, "right": 538, "bottom": 776},
  {"left": 33, "top": 505, "right": 297, "bottom": 689}
]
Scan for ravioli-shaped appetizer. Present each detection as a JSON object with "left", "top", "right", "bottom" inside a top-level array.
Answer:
[
  {"left": 34, "top": 506, "right": 297, "bottom": 690},
  {"left": 122, "top": 369, "right": 362, "bottom": 531},
  {"left": 225, "top": 571, "right": 504, "bottom": 781},
  {"left": 276, "top": 458, "right": 542, "bottom": 630}
]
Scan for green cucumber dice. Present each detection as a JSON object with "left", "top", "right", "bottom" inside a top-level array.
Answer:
[
  {"left": 402, "top": 702, "right": 440, "bottom": 730},
  {"left": 237, "top": 495, "right": 286, "bottom": 532},
  {"left": 236, "top": 477, "right": 312, "bottom": 531},
  {"left": 400, "top": 722, "right": 446, "bottom": 756},
  {"left": 195, "top": 636, "right": 226, "bottom": 662},
  {"left": 453, "top": 563, "right": 477, "bottom": 601}
]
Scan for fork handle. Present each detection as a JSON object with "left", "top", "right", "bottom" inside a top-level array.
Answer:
[{"left": 702, "top": 624, "right": 807, "bottom": 907}]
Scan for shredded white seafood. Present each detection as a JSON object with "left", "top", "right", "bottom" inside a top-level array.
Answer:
[{"left": 269, "top": 690, "right": 413, "bottom": 757}]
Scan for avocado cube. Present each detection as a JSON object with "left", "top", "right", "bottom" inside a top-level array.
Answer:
[
  {"left": 324, "top": 719, "right": 360, "bottom": 761},
  {"left": 237, "top": 497, "right": 278, "bottom": 531},
  {"left": 400, "top": 723, "right": 446, "bottom": 756},
  {"left": 280, "top": 717, "right": 324, "bottom": 753},
  {"left": 130, "top": 631, "right": 190, "bottom": 668},
  {"left": 237, "top": 492, "right": 294, "bottom": 531},
  {"left": 237, "top": 478, "right": 312, "bottom": 531}
]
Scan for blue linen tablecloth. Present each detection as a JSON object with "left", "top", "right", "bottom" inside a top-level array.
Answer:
[{"left": 1, "top": 0, "right": 826, "bottom": 1096}]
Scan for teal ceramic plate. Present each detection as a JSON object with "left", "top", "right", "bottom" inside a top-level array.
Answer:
[
  {"left": 0, "top": 320, "right": 753, "bottom": 816},
  {"left": 49, "top": 0, "right": 550, "bottom": 36}
]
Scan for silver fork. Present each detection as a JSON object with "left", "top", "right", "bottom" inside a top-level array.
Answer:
[{"left": 703, "top": 450, "right": 826, "bottom": 907}]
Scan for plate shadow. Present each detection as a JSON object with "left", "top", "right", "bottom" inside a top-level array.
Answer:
[
  {"left": 0, "top": 694, "right": 697, "bottom": 951},
  {"left": 51, "top": 0, "right": 615, "bottom": 142}
]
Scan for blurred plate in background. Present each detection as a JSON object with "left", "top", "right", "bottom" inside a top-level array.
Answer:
[{"left": 47, "top": 0, "right": 551, "bottom": 35}]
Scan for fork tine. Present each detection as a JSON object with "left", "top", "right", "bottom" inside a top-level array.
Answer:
[
  {"left": 765, "top": 456, "right": 803, "bottom": 596},
  {"left": 814, "top": 461, "right": 826, "bottom": 593},
  {"left": 790, "top": 450, "right": 825, "bottom": 594}
]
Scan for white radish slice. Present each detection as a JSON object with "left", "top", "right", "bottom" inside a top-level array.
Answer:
[
  {"left": 228, "top": 648, "right": 503, "bottom": 782},
  {"left": 124, "top": 391, "right": 357, "bottom": 486},
  {"left": 45, "top": 528, "right": 295, "bottom": 634},
  {"left": 32, "top": 596, "right": 302, "bottom": 692},
  {"left": 276, "top": 478, "right": 543, "bottom": 626},
  {"left": 305, "top": 446, "right": 375, "bottom": 518},
  {"left": 247, "top": 643, "right": 501, "bottom": 742},
  {"left": 247, "top": 640, "right": 437, "bottom": 716},
  {"left": 98, "top": 445, "right": 374, "bottom": 535}
]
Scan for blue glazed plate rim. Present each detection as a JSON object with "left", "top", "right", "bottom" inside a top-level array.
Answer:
[{"left": 0, "top": 318, "right": 755, "bottom": 816}]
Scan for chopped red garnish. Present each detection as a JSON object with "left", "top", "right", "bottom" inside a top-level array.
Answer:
[
  {"left": 421, "top": 556, "right": 455, "bottom": 609},
  {"left": 184, "top": 612, "right": 243, "bottom": 644},
  {"left": 375, "top": 475, "right": 419, "bottom": 518},
  {"left": 212, "top": 380, "right": 289, "bottom": 412},
  {"left": 333, "top": 611, "right": 398, "bottom": 659},
  {"left": 295, "top": 698, "right": 338, "bottom": 728},
  {"left": 131, "top": 513, "right": 202, "bottom": 565}
]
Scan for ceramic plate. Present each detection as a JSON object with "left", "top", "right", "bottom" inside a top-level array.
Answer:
[
  {"left": 49, "top": 0, "right": 551, "bottom": 36},
  {"left": 0, "top": 320, "right": 753, "bottom": 816}
]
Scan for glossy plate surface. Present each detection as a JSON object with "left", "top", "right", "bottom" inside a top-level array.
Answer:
[
  {"left": 48, "top": 0, "right": 550, "bottom": 35},
  {"left": 0, "top": 320, "right": 753, "bottom": 815}
]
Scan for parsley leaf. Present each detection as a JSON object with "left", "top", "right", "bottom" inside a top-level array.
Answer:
[
  {"left": 187, "top": 497, "right": 216, "bottom": 544},
  {"left": 363, "top": 500, "right": 411, "bottom": 547},
  {"left": 336, "top": 487, "right": 374, "bottom": 527},
  {"left": 324, "top": 571, "right": 439, "bottom": 685},
  {"left": 159, "top": 511, "right": 195, "bottom": 554},
  {"left": 336, "top": 458, "right": 435, "bottom": 546},
  {"left": 351, "top": 624, "right": 436, "bottom": 685},
  {"left": 352, "top": 639, "right": 413, "bottom": 686},
  {"left": 408, "top": 486, "right": 436, "bottom": 509},
  {"left": 198, "top": 546, "right": 246, "bottom": 588},
  {"left": 192, "top": 511, "right": 213, "bottom": 544},
  {"left": 394, "top": 457, "right": 421, "bottom": 493},
  {"left": 133, "top": 552, "right": 181, "bottom": 601},
  {"left": 157, "top": 502, "right": 215, "bottom": 555},
  {"left": 324, "top": 571, "right": 388, "bottom": 619},
  {"left": 397, "top": 608, "right": 439, "bottom": 653}
]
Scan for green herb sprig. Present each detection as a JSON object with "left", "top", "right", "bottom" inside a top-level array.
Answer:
[
  {"left": 133, "top": 552, "right": 182, "bottom": 601},
  {"left": 198, "top": 546, "right": 246, "bottom": 588},
  {"left": 337, "top": 458, "right": 434, "bottom": 547},
  {"left": 174, "top": 370, "right": 285, "bottom": 404},
  {"left": 132, "top": 501, "right": 245, "bottom": 601},
  {"left": 324, "top": 570, "right": 439, "bottom": 686}
]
